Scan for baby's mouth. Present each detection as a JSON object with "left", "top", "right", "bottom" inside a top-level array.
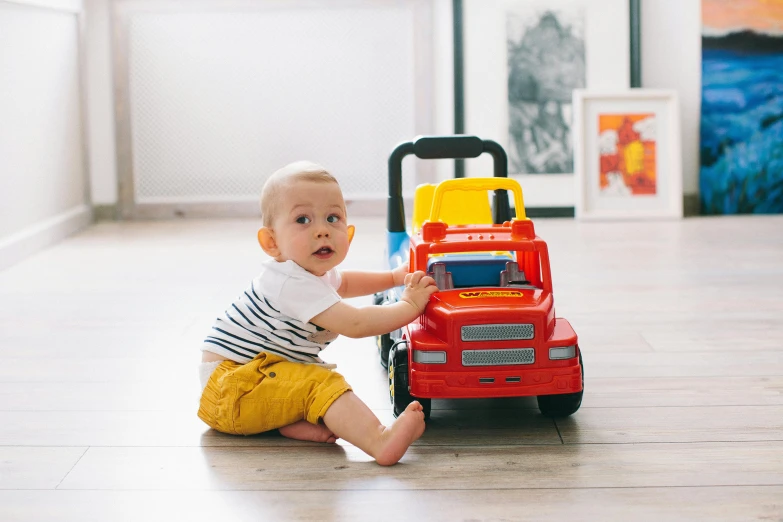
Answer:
[{"left": 313, "top": 246, "right": 334, "bottom": 258}]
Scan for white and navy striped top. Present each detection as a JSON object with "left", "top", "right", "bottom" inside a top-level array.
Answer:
[{"left": 201, "top": 259, "right": 342, "bottom": 365}]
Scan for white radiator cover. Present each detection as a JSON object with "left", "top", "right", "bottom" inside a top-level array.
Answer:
[{"left": 127, "top": 3, "right": 421, "bottom": 205}]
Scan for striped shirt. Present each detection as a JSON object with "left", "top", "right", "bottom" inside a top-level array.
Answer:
[{"left": 201, "top": 259, "right": 342, "bottom": 365}]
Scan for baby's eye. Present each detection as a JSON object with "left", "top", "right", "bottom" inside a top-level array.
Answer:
[
  {"left": 295, "top": 215, "right": 311, "bottom": 224},
  {"left": 327, "top": 214, "right": 341, "bottom": 223}
]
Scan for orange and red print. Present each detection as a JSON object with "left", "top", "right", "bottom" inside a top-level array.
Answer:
[{"left": 598, "top": 114, "right": 657, "bottom": 196}]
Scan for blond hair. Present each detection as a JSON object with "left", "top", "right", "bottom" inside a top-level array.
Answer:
[{"left": 260, "top": 161, "right": 340, "bottom": 227}]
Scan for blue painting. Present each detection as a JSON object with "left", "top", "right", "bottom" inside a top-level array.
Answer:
[{"left": 701, "top": 0, "right": 783, "bottom": 214}]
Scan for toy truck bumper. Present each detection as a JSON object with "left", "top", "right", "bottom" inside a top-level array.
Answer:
[{"left": 408, "top": 363, "right": 582, "bottom": 399}]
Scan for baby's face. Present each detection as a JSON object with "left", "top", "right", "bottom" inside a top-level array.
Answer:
[{"left": 270, "top": 179, "right": 350, "bottom": 276}]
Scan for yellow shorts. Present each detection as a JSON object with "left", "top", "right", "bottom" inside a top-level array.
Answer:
[{"left": 197, "top": 351, "right": 352, "bottom": 435}]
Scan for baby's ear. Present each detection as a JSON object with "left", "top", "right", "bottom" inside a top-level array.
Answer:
[
  {"left": 257, "top": 227, "right": 280, "bottom": 257},
  {"left": 347, "top": 224, "right": 355, "bottom": 245}
]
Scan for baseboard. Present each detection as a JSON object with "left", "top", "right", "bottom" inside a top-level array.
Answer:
[
  {"left": 524, "top": 207, "right": 575, "bottom": 218},
  {"left": 93, "top": 204, "right": 119, "bottom": 221},
  {"left": 525, "top": 198, "right": 700, "bottom": 219},
  {"left": 131, "top": 200, "right": 260, "bottom": 219},
  {"left": 683, "top": 194, "right": 700, "bottom": 217},
  {"left": 0, "top": 205, "right": 92, "bottom": 271},
  {"left": 129, "top": 198, "right": 413, "bottom": 220},
  {"left": 103, "top": 195, "right": 703, "bottom": 221}
]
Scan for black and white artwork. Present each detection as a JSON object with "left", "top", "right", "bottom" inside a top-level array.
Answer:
[{"left": 507, "top": 6, "right": 585, "bottom": 174}]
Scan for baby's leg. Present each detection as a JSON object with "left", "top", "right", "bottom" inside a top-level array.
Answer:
[
  {"left": 278, "top": 420, "right": 337, "bottom": 443},
  {"left": 322, "top": 391, "right": 425, "bottom": 466}
]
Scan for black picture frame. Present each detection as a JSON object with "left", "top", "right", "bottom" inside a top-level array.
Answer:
[{"left": 630, "top": 0, "right": 642, "bottom": 87}]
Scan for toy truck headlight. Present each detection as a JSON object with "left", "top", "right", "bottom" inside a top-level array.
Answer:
[
  {"left": 549, "top": 346, "right": 576, "bottom": 360},
  {"left": 413, "top": 350, "right": 447, "bottom": 364}
]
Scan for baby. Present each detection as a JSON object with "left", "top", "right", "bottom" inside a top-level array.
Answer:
[{"left": 198, "top": 160, "right": 438, "bottom": 465}]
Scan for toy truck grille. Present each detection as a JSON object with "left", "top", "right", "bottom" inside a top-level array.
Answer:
[
  {"left": 461, "top": 324, "right": 535, "bottom": 341},
  {"left": 462, "top": 348, "right": 535, "bottom": 366}
]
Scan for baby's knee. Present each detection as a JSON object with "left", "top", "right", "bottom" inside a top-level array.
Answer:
[{"left": 302, "top": 370, "right": 352, "bottom": 425}]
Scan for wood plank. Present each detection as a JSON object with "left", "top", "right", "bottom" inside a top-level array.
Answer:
[
  {"left": 0, "top": 409, "right": 561, "bottom": 447},
  {"left": 582, "top": 351, "right": 783, "bottom": 378},
  {"left": 556, "top": 405, "right": 783, "bottom": 444},
  {"left": 1, "top": 487, "right": 781, "bottom": 522},
  {"left": 0, "top": 411, "right": 210, "bottom": 447},
  {"left": 4, "top": 375, "right": 780, "bottom": 412},
  {"left": 563, "top": 308, "right": 783, "bottom": 324},
  {"left": 0, "top": 358, "right": 197, "bottom": 384},
  {"left": 641, "top": 320, "right": 783, "bottom": 352},
  {"left": 582, "top": 376, "right": 783, "bottom": 407},
  {"left": 10, "top": 393, "right": 772, "bottom": 449},
  {"left": 0, "top": 328, "right": 200, "bottom": 359},
  {"left": 57, "top": 442, "right": 783, "bottom": 491},
  {"left": 0, "top": 381, "right": 200, "bottom": 412},
  {"left": 569, "top": 320, "right": 783, "bottom": 354},
  {"left": 562, "top": 324, "right": 654, "bottom": 353},
  {"left": 0, "top": 447, "right": 86, "bottom": 489}
]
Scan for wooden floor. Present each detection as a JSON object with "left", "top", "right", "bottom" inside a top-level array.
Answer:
[{"left": 1, "top": 215, "right": 782, "bottom": 521}]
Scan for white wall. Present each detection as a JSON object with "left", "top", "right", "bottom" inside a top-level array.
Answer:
[
  {"left": 83, "top": 0, "right": 704, "bottom": 210},
  {"left": 85, "top": 0, "right": 454, "bottom": 205},
  {"left": 0, "top": 0, "right": 92, "bottom": 270},
  {"left": 641, "top": 0, "right": 701, "bottom": 196}
]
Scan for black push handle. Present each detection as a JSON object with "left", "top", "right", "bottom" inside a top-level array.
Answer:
[{"left": 387, "top": 135, "right": 511, "bottom": 232}]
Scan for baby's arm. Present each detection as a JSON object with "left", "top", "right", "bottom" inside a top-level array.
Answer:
[
  {"left": 313, "top": 270, "right": 437, "bottom": 338},
  {"left": 337, "top": 263, "right": 408, "bottom": 298}
]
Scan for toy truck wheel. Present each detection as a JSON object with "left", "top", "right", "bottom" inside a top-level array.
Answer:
[
  {"left": 373, "top": 292, "right": 394, "bottom": 368},
  {"left": 388, "top": 341, "right": 431, "bottom": 420},
  {"left": 537, "top": 353, "right": 584, "bottom": 418},
  {"left": 378, "top": 333, "right": 393, "bottom": 369}
]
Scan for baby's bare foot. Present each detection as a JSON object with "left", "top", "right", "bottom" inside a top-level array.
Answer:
[
  {"left": 375, "top": 401, "right": 426, "bottom": 466},
  {"left": 279, "top": 420, "right": 338, "bottom": 443}
]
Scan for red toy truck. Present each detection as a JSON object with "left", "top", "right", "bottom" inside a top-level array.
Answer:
[{"left": 378, "top": 136, "right": 584, "bottom": 419}]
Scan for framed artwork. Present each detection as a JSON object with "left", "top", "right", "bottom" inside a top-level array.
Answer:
[
  {"left": 462, "top": 0, "right": 631, "bottom": 209},
  {"left": 573, "top": 89, "right": 683, "bottom": 220},
  {"left": 701, "top": 0, "right": 783, "bottom": 214}
]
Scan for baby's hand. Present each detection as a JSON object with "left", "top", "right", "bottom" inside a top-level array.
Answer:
[
  {"left": 401, "top": 270, "right": 438, "bottom": 314},
  {"left": 392, "top": 262, "right": 409, "bottom": 287}
]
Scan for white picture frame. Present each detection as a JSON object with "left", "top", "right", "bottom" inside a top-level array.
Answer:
[
  {"left": 462, "top": 0, "right": 631, "bottom": 209},
  {"left": 573, "top": 89, "right": 683, "bottom": 220}
]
